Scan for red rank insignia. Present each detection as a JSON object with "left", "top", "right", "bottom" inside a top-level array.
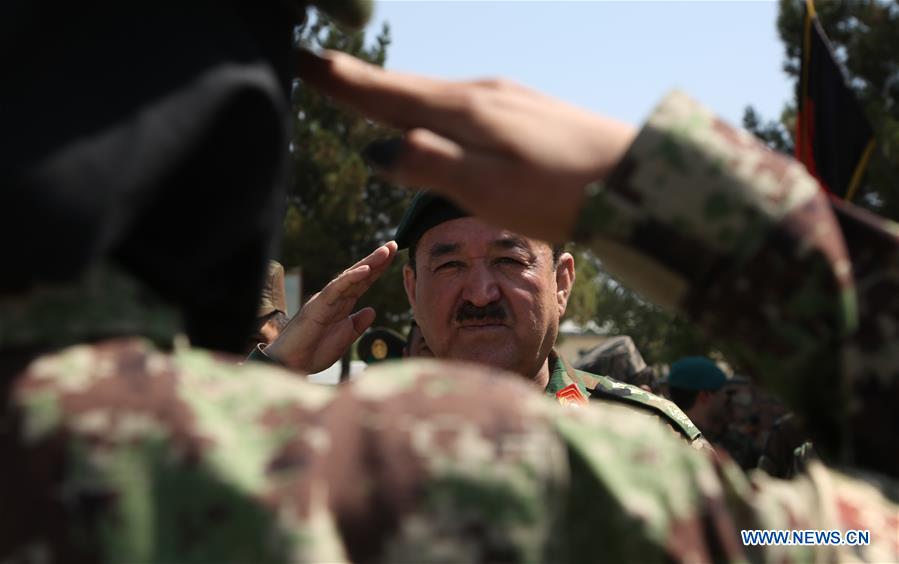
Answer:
[{"left": 556, "top": 383, "right": 588, "bottom": 407}]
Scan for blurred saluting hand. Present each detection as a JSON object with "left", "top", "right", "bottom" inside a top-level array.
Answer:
[{"left": 296, "top": 49, "right": 637, "bottom": 243}]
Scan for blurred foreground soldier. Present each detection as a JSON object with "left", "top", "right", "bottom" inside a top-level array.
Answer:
[
  {"left": 356, "top": 327, "right": 405, "bottom": 363},
  {"left": 666, "top": 356, "right": 729, "bottom": 440},
  {"left": 391, "top": 192, "right": 705, "bottom": 446},
  {"left": 296, "top": 49, "right": 899, "bottom": 560},
  {"left": 574, "top": 335, "right": 655, "bottom": 390},
  {"left": 250, "top": 260, "right": 290, "bottom": 348}
]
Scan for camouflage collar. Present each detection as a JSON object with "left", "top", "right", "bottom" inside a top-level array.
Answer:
[
  {"left": 0, "top": 264, "right": 183, "bottom": 351},
  {"left": 544, "top": 350, "right": 703, "bottom": 441},
  {"left": 544, "top": 350, "right": 591, "bottom": 399}
]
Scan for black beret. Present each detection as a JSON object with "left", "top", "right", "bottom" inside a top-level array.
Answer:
[
  {"left": 356, "top": 327, "right": 407, "bottom": 364},
  {"left": 394, "top": 192, "right": 470, "bottom": 250}
]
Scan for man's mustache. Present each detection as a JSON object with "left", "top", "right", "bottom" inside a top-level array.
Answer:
[{"left": 455, "top": 301, "right": 507, "bottom": 323}]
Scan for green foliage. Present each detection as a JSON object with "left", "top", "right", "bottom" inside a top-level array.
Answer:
[
  {"left": 564, "top": 247, "right": 600, "bottom": 327},
  {"left": 747, "top": 0, "right": 899, "bottom": 218},
  {"left": 742, "top": 105, "right": 794, "bottom": 155},
  {"left": 283, "top": 18, "right": 413, "bottom": 330}
]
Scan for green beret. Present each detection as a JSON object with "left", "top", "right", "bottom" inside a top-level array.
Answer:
[
  {"left": 356, "top": 327, "right": 406, "bottom": 364},
  {"left": 667, "top": 356, "right": 726, "bottom": 390},
  {"left": 395, "top": 192, "right": 470, "bottom": 250}
]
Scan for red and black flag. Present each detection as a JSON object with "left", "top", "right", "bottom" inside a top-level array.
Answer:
[{"left": 795, "top": 0, "right": 875, "bottom": 201}]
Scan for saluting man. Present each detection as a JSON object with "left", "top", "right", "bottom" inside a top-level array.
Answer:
[{"left": 394, "top": 192, "right": 709, "bottom": 449}]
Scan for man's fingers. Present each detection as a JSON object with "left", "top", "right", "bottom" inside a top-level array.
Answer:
[
  {"left": 349, "top": 307, "right": 376, "bottom": 336},
  {"left": 362, "top": 241, "right": 398, "bottom": 274},
  {"left": 370, "top": 130, "right": 512, "bottom": 210},
  {"left": 346, "top": 241, "right": 397, "bottom": 273},
  {"left": 337, "top": 243, "right": 397, "bottom": 300},
  {"left": 370, "top": 131, "right": 578, "bottom": 242},
  {"left": 319, "top": 265, "right": 371, "bottom": 308},
  {"left": 296, "top": 49, "right": 481, "bottom": 143},
  {"left": 318, "top": 242, "right": 397, "bottom": 311}
]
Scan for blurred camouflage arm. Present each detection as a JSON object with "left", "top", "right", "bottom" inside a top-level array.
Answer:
[
  {"left": 552, "top": 396, "right": 899, "bottom": 563},
  {"left": 320, "top": 361, "right": 898, "bottom": 562},
  {"left": 572, "top": 91, "right": 899, "bottom": 475}
]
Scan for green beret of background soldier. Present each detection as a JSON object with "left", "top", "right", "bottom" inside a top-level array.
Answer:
[
  {"left": 396, "top": 192, "right": 707, "bottom": 447},
  {"left": 665, "top": 356, "right": 729, "bottom": 440}
]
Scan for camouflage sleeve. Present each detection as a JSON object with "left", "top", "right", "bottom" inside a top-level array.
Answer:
[
  {"left": 3, "top": 341, "right": 897, "bottom": 562},
  {"left": 573, "top": 91, "right": 899, "bottom": 476}
]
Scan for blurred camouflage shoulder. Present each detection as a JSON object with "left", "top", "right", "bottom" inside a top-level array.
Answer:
[
  {"left": 551, "top": 388, "right": 899, "bottom": 562},
  {"left": 0, "top": 341, "right": 569, "bottom": 562},
  {"left": 573, "top": 90, "right": 899, "bottom": 477},
  {"left": 3, "top": 339, "right": 898, "bottom": 561}
]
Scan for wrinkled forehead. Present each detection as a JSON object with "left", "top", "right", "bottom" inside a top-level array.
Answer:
[{"left": 416, "top": 217, "right": 550, "bottom": 260}]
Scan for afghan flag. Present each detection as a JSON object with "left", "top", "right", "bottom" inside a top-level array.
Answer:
[{"left": 795, "top": 0, "right": 875, "bottom": 201}]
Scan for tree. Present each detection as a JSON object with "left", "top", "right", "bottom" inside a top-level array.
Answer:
[
  {"left": 742, "top": 105, "right": 794, "bottom": 155},
  {"left": 564, "top": 246, "right": 601, "bottom": 327},
  {"left": 284, "top": 17, "right": 413, "bottom": 334},
  {"left": 745, "top": 0, "right": 899, "bottom": 218}
]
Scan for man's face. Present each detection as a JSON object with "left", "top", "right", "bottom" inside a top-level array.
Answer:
[
  {"left": 403, "top": 217, "right": 574, "bottom": 378},
  {"left": 405, "top": 326, "right": 433, "bottom": 358}
]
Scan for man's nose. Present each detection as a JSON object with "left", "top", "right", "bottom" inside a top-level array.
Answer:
[{"left": 461, "top": 262, "right": 501, "bottom": 306}]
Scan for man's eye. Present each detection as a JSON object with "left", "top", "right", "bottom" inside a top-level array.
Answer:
[
  {"left": 495, "top": 257, "right": 525, "bottom": 266},
  {"left": 435, "top": 260, "right": 463, "bottom": 271}
]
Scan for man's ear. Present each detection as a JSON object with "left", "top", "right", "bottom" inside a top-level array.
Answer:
[
  {"left": 555, "top": 251, "right": 575, "bottom": 315},
  {"left": 403, "top": 263, "right": 417, "bottom": 311}
]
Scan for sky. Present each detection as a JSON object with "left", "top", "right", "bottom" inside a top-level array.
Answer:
[{"left": 365, "top": 1, "right": 794, "bottom": 127}]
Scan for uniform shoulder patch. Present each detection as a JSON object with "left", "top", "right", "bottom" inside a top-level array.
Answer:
[{"left": 578, "top": 370, "right": 702, "bottom": 441}]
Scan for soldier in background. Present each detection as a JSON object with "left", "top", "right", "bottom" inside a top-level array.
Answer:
[
  {"left": 718, "top": 376, "right": 789, "bottom": 471},
  {"left": 250, "top": 260, "right": 290, "bottom": 348},
  {"left": 574, "top": 335, "right": 656, "bottom": 391},
  {"left": 666, "top": 356, "right": 730, "bottom": 441}
]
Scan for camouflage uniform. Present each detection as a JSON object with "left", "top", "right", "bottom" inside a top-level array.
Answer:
[
  {"left": 576, "top": 91, "right": 899, "bottom": 478},
  {"left": 545, "top": 351, "right": 706, "bottom": 449},
  {"left": 3, "top": 92, "right": 899, "bottom": 561}
]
